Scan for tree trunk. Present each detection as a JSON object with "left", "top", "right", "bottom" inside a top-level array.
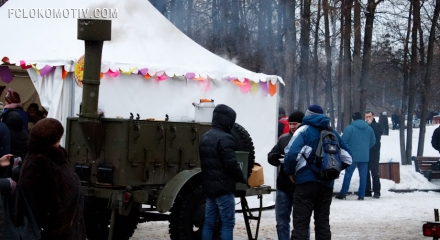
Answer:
[
  {"left": 323, "top": 0, "right": 335, "bottom": 127},
  {"left": 313, "top": 0, "right": 322, "bottom": 105},
  {"left": 352, "top": 0, "right": 361, "bottom": 112},
  {"left": 186, "top": 0, "right": 193, "bottom": 38},
  {"left": 405, "top": 0, "right": 420, "bottom": 165},
  {"left": 360, "top": 0, "right": 383, "bottom": 114},
  {"left": 400, "top": 2, "right": 412, "bottom": 165},
  {"left": 297, "top": 0, "right": 312, "bottom": 111},
  {"left": 417, "top": 0, "right": 440, "bottom": 156},
  {"left": 229, "top": 0, "right": 239, "bottom": 57},
  {"left": 342, "top": 0, "right": 353, "bottom": 129},
  {"left": 337, "top": 0, "right": 344, "bottom": 133},
  {"left": 283, "top": 0, "right": 297, "bottom": 113}
]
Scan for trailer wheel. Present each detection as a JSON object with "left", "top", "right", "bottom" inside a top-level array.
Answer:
[
  {"left": 231, "top": 122, "right": 255, "bottom": 178},
  {"left": 169, "top": 184, "right": 220, "bottom": 240},
  {"left": 84, "top": 197, "right": 140, "bottom": 240}
]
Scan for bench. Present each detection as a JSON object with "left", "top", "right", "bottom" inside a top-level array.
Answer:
[{"left": 412, "top": 156, "right": 440, "bottom": 181}]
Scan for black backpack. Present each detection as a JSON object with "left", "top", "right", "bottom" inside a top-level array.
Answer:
[{"left": 303, "top": 126, "right": 343, "bottom": 181}]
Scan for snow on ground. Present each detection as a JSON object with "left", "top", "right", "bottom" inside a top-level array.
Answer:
[{"left": 131, "top": 123, "right": 440, "bottom": 240}]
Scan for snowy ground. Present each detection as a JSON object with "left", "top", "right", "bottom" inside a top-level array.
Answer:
[{"left": 131, "top": 123, "right": 440, "bottom": 240}]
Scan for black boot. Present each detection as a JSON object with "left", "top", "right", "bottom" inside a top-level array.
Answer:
[
  {"left": 335, "top": 194, "right": 346, "bottom": 200},
  {"left": 358, "top": 197, "right": 364, "bottom": 200}
]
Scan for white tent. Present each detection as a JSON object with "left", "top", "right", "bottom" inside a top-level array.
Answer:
[{"left": 0, "top": 0, "right": 283, "bottom": 207}]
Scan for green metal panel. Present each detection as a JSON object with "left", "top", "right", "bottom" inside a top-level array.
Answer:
[{"left": 156, "top": 169, "right": 201, "bottom": 213}]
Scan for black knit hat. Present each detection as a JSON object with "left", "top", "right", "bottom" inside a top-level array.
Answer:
[
  {"left": 352, "top": 112, "right": 362, "bottom": 120},
  {"left": 29, "top": 118, "right": 64, "bottom": 145},
  {"left": 288, "top": 111, "right": 305, "bottom": 123}
]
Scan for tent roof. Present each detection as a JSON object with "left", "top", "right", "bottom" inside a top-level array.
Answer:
[{"left": 0, "top": 0, "right": 283, "bottom": 84}]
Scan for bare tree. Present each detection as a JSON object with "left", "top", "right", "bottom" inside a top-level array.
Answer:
[
  {"left": 342, "top": 0, "right": 353, "bottom": 128},
  {"left": 352, "top": 0, "right": 362, "bottom": 112},
  {"left": 359, "top": 0, "right": 384, "bottom": 113},
  {"left": 298, "top": 0, "right": 312, "bottom": 110},
  {"left": 417, "top": 0, "right": 440, "bottom": 156},
  {"left": 313, "top": 0, "right": 322, "bottom": 105},
  {"left": 400, "top": 2, "right": 412, "bottom": 165},
  {"left": 283, "top": 0, "right": 298, "bottom": 113},
  {"left": 323, "top": 0, "right": 336, "bottom": 127},
  {"left": 405, "top": 0, "right": 421, "bottom": 165}
]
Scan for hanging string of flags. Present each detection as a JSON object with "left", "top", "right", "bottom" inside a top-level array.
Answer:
[{"left": 0, "top": 55, "right": 278, "bottom": 96}]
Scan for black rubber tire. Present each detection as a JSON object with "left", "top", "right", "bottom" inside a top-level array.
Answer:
[
  {"left": 84, "top": 197, "right": 140, "bottom": 240},
  {"left": 169, "top": 184, "right": 220, "bottom": 240},
  {"left": 231, "top": 122, "right": 256, "bottom": 178}
]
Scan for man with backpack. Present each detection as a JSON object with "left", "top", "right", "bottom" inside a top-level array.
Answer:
[
  {"left": 335, "top": 112, "right": 376, "bottom": 200},
  {"left": 284, "top": 104, "right": 352, "bottom": 240}
]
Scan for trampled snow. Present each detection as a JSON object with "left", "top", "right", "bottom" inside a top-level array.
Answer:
[{"left": 131, "top": 122, "right": 440, "bottom": 239}]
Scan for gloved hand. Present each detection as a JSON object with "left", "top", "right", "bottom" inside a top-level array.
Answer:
[{"left": 268, "top": 153, "right": 283, "bottom": 166}]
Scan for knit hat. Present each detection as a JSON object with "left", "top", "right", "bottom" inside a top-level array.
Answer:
[
  {"left": 352, "top": 112, "right": 362, "bottom": 120},
  {"left": 305, "top": 104, "right": 324, "bottom": 116},
  {"left": 5, "top": 88, "right": 21, "bottom": 104},
  {"left": 279, "top": 107, "right": 286, "bottom": 116},
  {"left": 29, "top": 118, "right": 64, "bottom": 145},
  {"left": 288, "top": 111, "right": 305, "bottom": 123}
]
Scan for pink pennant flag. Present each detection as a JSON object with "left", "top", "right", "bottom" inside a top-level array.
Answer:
[
  {"left": 40, "top": 65, "right": 54, "bottom": 76},
  {"left": 203, "top": 78, "right": 211, "bottom": 92},
  {"left": 19, "top": 60, "right": 32, "bottom": 69},
  {"left": 259, "top": 81, "right": 268, "bottom": 96},
  {"left": 108, "top": 69, "right": 120, "bottom": 78},
  {"left": 185, "top": 72, "right": 195, "bottom": 79},
  {"left": 0, "top": 66, "right": 13, "bottom": 84},
  {"left": 157, "top": 74, "right": 168, "bottom": 81},
  {"left": 240, "top": 79, "right": 251, "bottom": 94},
  {"left": 138, "top": 68, "right": 149, "bottom": 76}
]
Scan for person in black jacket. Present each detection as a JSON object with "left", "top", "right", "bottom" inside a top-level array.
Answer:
[
  {"left": 200, "top": 104, "right": 247, "bottom": 240},
  {"left": 432, "top": 125, "right": 440, "bottom": 153},
  {"left": 268, "top": 111, "right": 304, "bottom": 240},
  {"left": 365, "top": 110, "right": 383, "bottom": 198},
  {"left": 2, "top": 110, "right": 28, "bottom": 160}
]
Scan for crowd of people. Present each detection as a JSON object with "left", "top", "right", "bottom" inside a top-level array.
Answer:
[
  {"left": 0, "top": 88, "right": 85, "bottom": 239},
  {"left": 199, "top": 103, "right": 390, "bottom": 240}
]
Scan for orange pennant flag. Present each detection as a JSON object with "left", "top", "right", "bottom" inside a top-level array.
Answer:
[
  {"left": 61, "top": 67, "right": 68, "bottom": 80},
  {"left": 144, "top": 73, "right": 152, "bottom": 79},
  {"left": 100, "top": 72, "right": 104, "bottom": 79},
  {"left": 232, "top": 79, "right": 246, "bottom": 86},
  {"left": 269, "top": 81, "right": 277, "bottom": 96}
]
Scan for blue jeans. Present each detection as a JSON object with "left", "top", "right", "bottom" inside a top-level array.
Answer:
[
  {"left": 275, "top": 190, "right": 293, "bottom": 240},
  {"left": 275, "top": 190, "right": 310, "bottom": 240},
  {"left": 202, "top": 193, "right": 235, "bottom": 240},
  {"left": 340, "top": 162, "right": 368, "bottom": 198}
]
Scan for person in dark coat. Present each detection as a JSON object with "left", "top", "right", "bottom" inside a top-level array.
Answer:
[
  {"left": 378, "top": 112, "right": 389, "bottom": 135},
  {"left": 432, "top": 125, "right": 440, "bottom": 153},
  {"left": 200, "top": 104, "right": 247, "bottom": 240},
  {"left": 2, "top": 111, "right": 28, "bottom": 160},
  {"left": 18, "top": 118, "right": 85, "bottom": 240},
  {"left": 365, "top": 110, "right": 383, "bottom": 198},
  {"left": 268, "top": 111, "right": 304, "bottom": 240},
  {"left": 2, "top": 89, "right": 28, "bottom": 131},
  {"left": 391, "top": 110, "right": 400, "bottom": 130}
]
